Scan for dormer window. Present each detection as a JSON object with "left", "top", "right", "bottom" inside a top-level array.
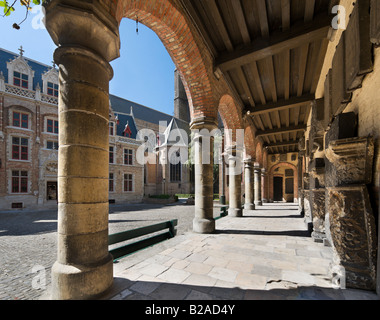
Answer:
[
  {"left": 13, "top": 71, "right": 28, "bottom": 89},
  {"left": 47, "top": 81, "right": 58, "bottom": 97},
  {"left": 6, "top": 53, "right": 34, "bottom": 91},
  {"left": 42, "top": 68, "right": 59, "bottom": 97}
]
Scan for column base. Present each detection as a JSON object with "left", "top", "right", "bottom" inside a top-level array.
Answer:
[
  {"left": 311, "top": 231, "right": 326, "bottom": 243},
  {"left": 228, "top": 208, "right": 243, "bottom": 217},
  {"left": 193, "top": 218, "right": 215, "bottom": 234},
  {"left": 244, "top": 203, "right": 255, "bottom": 210},
  {"left": 254, "top": 200, "right": 263, "bottom": 206},
  {"left": 51, "top": 253, "right": 113, "bottom": 300},
  {"left": 262, "top": 199, "right": 268, "bottom": 203}
]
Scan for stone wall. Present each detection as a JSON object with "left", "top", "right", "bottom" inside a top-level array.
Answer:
[{"left": 344, "top": 47, "right": 380, "bottom": 216}]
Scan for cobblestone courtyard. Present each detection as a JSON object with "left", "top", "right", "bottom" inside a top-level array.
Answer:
[
  {"left": 0, "top": 201, "right": 378, "bottom": 300},
  {"left": 0, "top": 201, "right": 217, "bottom": 300}
]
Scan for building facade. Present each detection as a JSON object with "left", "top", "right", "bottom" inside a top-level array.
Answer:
[{"left": 0, "top": 48, "right": 191, "bottom": 210}]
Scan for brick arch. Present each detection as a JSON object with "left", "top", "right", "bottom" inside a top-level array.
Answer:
[
  {"left": 244, "top": 124, "right": 256, "bottom": 159},
  {"left": 218, "top": 95, "right": 244, "bottom": 148},
  {"left": 243, "top": 116, "right": 256, "bottom": 159},
  {"left": 269, "top": 162, "right": 298, "bottom": 202},
  {"left": 255, "top": 140, "right": 263, "bottom": 166},
  {"left": 263, "top": 149, "right": 268, "bottom": 171},
  {"left": 119, "top": 0, "right": 217, "bottom": 120}
]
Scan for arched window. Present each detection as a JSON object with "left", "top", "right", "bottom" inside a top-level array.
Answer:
[{"left": 170, "top": 151, "right": 182, "bottom": 182}]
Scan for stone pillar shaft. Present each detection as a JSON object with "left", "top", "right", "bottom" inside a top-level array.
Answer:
[
  {"left": 244, "top": 159, "right": 255, "bottom": 210},
  {"left": 191, "top": 120, "right": 217, "bottom": 233},
  {"left": 227, "top": 147, "right": 242, "bottom": 217},
  {"left": 52, "top": 46, "right": 114, "bottom": 300},
  {"left": 254, "top": 164, "right": 262, "bottom": 206},
  {"left": 44, "top": 0, "right": 120, "bottom": 300},
  {"left": 261, "top": 169, "right": 268, "bottom": 203}
]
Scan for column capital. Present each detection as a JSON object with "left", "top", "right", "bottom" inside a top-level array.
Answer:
[
  {"left": 244, "top": 159, "right": 255, "bottom": 167},
  {"left": 225, "top": 144, "right": 243, "bottom": 158},
  {"left": 44, "top": 0, "right": 120, "bottom": 62},
  {"left": 254, "top": 162, "right": 262, "bottom": 169},
  {"left": 190, "top": 116, "right": 218, "bottom": 131}
]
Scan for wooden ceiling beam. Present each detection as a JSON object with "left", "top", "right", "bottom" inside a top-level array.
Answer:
[
  {"left": 265, "top": 140, "right": 299, "bottom": 148},
  {"left": 215, "top": 14, "right": 332, "bottom": 72},
  {"left": 247, "top": 94, "right": 316, "bottom": 116},
  {"left": 256, "top": 125, "right": 307, "bottom": 137}
]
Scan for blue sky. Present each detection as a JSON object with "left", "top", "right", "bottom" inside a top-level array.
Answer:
[{"left": 0, "top": 4, "right": 176, "bottom": 116}]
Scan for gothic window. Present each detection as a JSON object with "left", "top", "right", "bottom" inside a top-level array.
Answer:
[
  {"left": 12, "top": 137, "right": 28, "bottom": 160},
  {"left": 12, "top": 171, "right": 28, "bottom": 193},
  {"left": 170, "top": 151, "right": 182, "bottom": 182},
  {"left": 124, "top": 174, "right": 133, "bottom": 192}
]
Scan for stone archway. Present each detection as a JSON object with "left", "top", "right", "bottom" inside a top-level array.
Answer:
[
  {"left": 269, "top": 162, "right": 298, "bottom": 202},
  {"left": 121, "top": 0, "right": 217, "bottom": 121},
  {"left": 217, "top": 94, "right": 244, "bottom": 216},
  {"left": 43, "top": 0, "right": 245, "bottom": 299}
]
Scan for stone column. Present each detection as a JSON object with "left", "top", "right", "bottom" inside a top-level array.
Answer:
[
  {"left": 244, "top": 158, "right": 255, "bottom": 210},
  {"left": 297, "top": 151, "right": 305, "bottom": 216},
  {"left": 44, "top": 1, "right": 120, "bottom": 300},
  {"left": 254, "top": 163, "right": 262, "bottom": 206},
  {"left": 261, "top": 168, "right": 268, "bottom": 203},
  {"left": 309, "top": 157, "right": 326, "bottom": 243},
  {"left": 227, "top": 146, "right": 242, "bottom": 217},
  {"left": 191, "top": 118, "right": 217, "bottom": 233}
]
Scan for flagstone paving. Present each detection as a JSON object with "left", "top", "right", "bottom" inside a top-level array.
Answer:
[{"left": 106, "top": 203, "right": 379, "bottom": 300}]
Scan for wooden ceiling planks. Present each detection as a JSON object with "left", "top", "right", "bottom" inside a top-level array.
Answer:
[{"left": 183, "top": 0, "right": 333, "bottom": 153}]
